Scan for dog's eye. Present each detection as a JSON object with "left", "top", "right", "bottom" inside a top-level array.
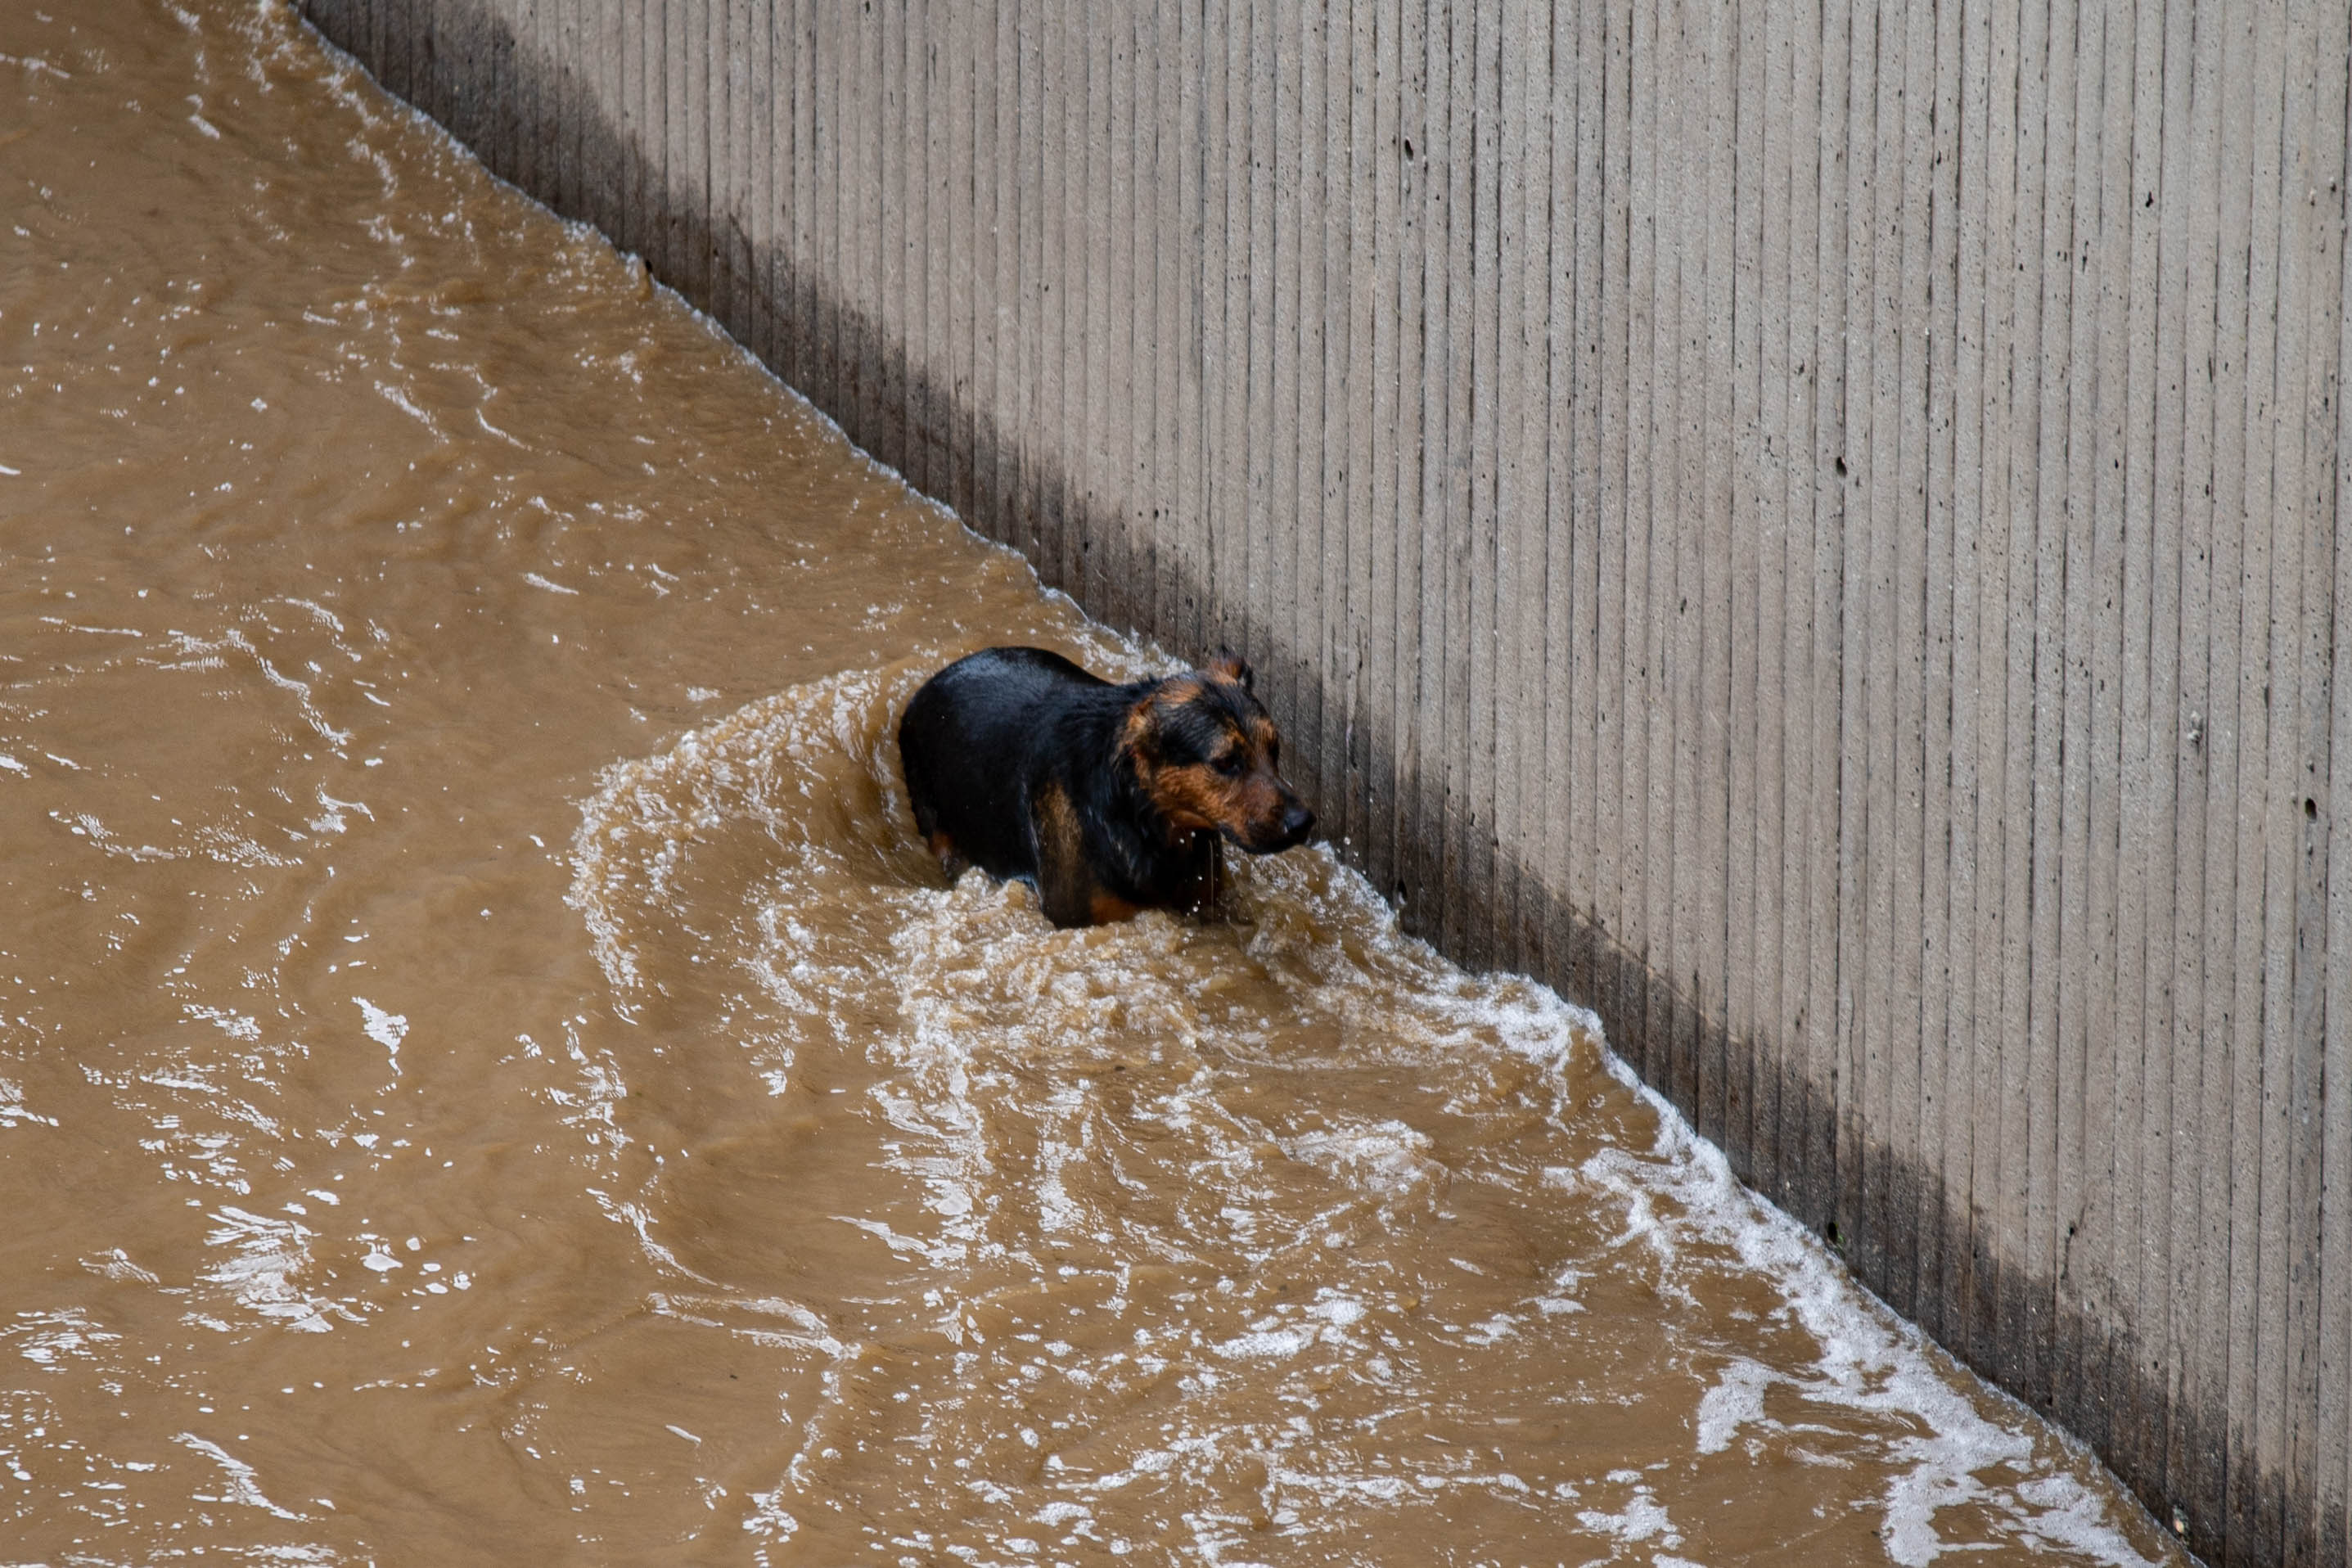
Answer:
[{"left": 1212, "top": 752, "right": 1246, "bottom": 777}]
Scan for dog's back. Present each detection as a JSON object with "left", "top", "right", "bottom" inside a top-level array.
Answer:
[{"left": 897, "top": 647, "right": 1118, "bottom": 884}]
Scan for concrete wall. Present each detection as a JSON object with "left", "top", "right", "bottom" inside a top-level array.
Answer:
[{"left": 294, "top": 1, "right": 2352, "bottom": 1560}]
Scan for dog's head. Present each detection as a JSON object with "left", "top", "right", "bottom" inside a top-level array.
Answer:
[{"left": 1122, "top": 652, "right": 1316, "bottom": 853}]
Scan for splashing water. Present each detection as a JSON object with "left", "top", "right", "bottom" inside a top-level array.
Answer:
[{"left": 565, "top": 662, "right": 2173, "bottom": 1566}]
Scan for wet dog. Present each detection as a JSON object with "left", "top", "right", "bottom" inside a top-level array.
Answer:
[{"left": 897, "top": 647, "right": 1315, "bottom": 927}]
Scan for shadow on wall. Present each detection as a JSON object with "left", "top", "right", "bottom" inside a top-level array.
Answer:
[{"left": 291, "top": 2, "right": 2275, "bottom": 1561}]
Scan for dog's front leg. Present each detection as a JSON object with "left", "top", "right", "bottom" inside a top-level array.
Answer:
[{"left": 1030, "top": 782, "right": 1102, "bottom": 928}]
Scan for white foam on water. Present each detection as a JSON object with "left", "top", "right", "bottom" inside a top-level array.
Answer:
[
  {"left": 173, "top": 1433, "right": 306, "bottom": 1521},
  {"left": 1584, "top": 1085, "right": 2167, "bottom": 1568},
  {"left": 81, "top": 1249, "right": 160, "bottom": 1285},
  {"left": 1575, "top": 1481, "right": 1682, "bottom": 1548},
  {"left": 565, "top": 665, "right": 2175, "bottom": 1567},
  {"left": 9, "top": 1309, "right": 121, "bottom": 1369},
  {"left": 351, "top": 998, "right": 405, "bottom": 1071},
  {"left": 0, "top": 1077, "right": 58, "bottom": 1129},
  {"left": 200, "top": 1207, "right": 358, "bottom": 1335}
]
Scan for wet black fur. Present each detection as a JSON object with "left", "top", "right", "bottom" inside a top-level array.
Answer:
[{"left": 896, "top": 647, "right": 1309, "bottom": 927}]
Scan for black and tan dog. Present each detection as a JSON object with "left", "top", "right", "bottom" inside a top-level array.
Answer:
[{"left": 897, "top": 647, "right": 1315, "bottom": 927}]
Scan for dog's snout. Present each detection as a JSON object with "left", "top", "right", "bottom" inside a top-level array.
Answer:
[{"left": 1280, "top": 801, "right": 1316, "bottom": 845}]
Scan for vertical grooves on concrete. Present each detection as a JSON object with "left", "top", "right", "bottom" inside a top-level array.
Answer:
[
  {"left": 2322, "top": 42, "right": 2352, "bottom": 1568},
  {"left": 302, "top": 2, "right": 2352, "bottom": 1559}
]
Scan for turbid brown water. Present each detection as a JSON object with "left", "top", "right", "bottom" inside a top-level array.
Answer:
[{"left": 0, "top": 4, "right": 2190, "bottom": 1565}]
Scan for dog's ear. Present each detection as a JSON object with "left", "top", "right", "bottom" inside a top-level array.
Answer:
[
  {"left": 1120, "top": 692, "right": 1167, "bottom": 764},
  {"left": 1205, "top": 649, "right": 1255, "bottom": 692}
]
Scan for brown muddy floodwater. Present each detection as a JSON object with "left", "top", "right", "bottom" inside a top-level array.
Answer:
[{"left": 0, "top": 5, "right": 2188, "bottom": 1566}]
